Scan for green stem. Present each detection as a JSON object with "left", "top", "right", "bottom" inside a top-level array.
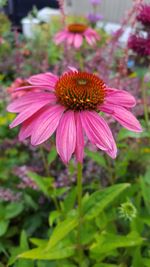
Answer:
[
  {"left": 40, "top": 147, "right": 60, "bottom": 212},
  {"left": 141, "top": 77, "right": 149, "bottom": 130},
  {"left": 40, "top": 146, "right": 50, "bottom": 177},
  {"left": 77, "top": 162, "right": 83, "bottom": 266}
]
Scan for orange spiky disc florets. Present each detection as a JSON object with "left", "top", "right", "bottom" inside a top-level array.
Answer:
[
  {"left": 68, "top": 23, "right": 88, "bottom": 33},
  {"left": 55, "top": 71, "right": 106, "bottom": 111}
]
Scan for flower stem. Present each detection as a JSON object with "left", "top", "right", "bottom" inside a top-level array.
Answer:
[
  {"left": 40, "top": 146, "right": 50, "bottom": 177},
  {"left": 77, "top": 162, "right": 83, "bottom": 266},
  {"left": 141, "top": 77, "right": 149, "bottom": 130}
]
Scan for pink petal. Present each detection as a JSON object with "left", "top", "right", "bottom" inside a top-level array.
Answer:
[
  {"left": 14, "top": 85, "right": 54, "bottom": 92},
  {"left": 105, "top": 87, "right": 136, "bottom": 107},
  {"left": 100, "top": 104, "right": 142, "bottom": 132},
  {"left": 28, "top": 73, "right": 58, "bottom": 89},
  {"left": 84, "top": 34, "right": 96, "bottom": 46},
  {"left": 75, "top": 112, "right": 84, "bottom": 163},
  {"left": 67, "top": 33, "right": 74, "bottom": 45},
  {"left": 19, "top": 111, "right": 42, "bottom": 141},
  {"left": 9, "top": 98, "right": 55, "bottom": 128},
  {"left": 31, "top": 105, "right": 65, "bottom": 145},
  {"left": 54, "top": 31, "right": 68, "bottom": 44},
  {"left": 86, "top": 28, "right": 100, "bottom": 40},
  {"left": 80, "top": 111, "right": 117, "bottom": 155},
  {"left": 56, "top": 111, "right": 76, "bottom": 164},
  {"left": 7, "top": 92, "right": 56, "bottom": 113},
  {"left": 68, "top": 66, "right": 78, "bottom": 72},
  {"left": 74, "top": 34, "right": 83, "bottom": 48}
]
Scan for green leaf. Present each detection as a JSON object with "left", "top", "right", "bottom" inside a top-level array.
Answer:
[
  {"left": 5, "top": 202, "right": 23, "bottom": 219},
  {"left": 93, "top": 264, "right": 118, "bottom": 267},
  {"left": 140, "top": 169, "right": 150, "bottom": 213},
  {"left": 90, "top": 231, "right": 143, "bottom": 258},
  {"left": 47, "top": 217, "right": 77, "bottom": 249},
  {"left": 85, "top": 149, "right": 107, "bottom": 168},
  {"left": 63, "top": 187, "right": 77, "bottom": 213},
  {"left": 29, "top": 238, "right": 48, "bottom": 247},
  {"left": 47, "top": 147, "right": 57, "bottom": 165},
  {"left": 49, "top": 210, "right": 60, "bottom": 226},
  {"left": 117, "top": 128, "right": 148, "bottom": 141},
  {"left": 20, "top": 231, "right": 29, "bottom": 250},
  {"left": 83, "top": 183, "right": 130, "bottom": 220},
  {"left": 28, "top": 172, "right": 53, "bottom": 197},
  {"left": 0, "top": 220, "right": 9, "bottom": 236},
  {"left": 143, "top": 258, "right": 150, "bottom": 267},
  {"left": 18, "top": 245, "right": 75, "bottom": 260}
]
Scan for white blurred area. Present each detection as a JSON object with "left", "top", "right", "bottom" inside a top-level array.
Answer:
[{"left": 64, "top": 0, "right": 150, "bottom": 23}]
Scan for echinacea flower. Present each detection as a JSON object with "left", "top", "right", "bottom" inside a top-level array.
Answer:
[
  {"left": 7, "top": 78, "right": 41, "bottom": 99},
  {"left": 54, "top": 23, "right": 100, "bottom": 48},
  {"left": 7, "top": 69, "right": 142, "bottom": 164},
  {"left": 136, "top": 4, "right": 150, "bottom": 27},
  {"left": 128, "top": 34, "right": 150, "bottom": 56}
]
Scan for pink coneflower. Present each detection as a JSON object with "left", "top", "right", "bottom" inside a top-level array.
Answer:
[
  {"left": 7, "top": 69, "right": 142, "bottom": 164},
  {"left": 7, "top": 78, "right": 40, "bottom": 99},
  {"left": 54, "top": 23, "right": 100, "bottom": 48},
  {"left": 137, "top": 4, "right": 150, "bottom": 27},
  {"left": 7, "top": 78, "right": 31, "bottom": 99}
]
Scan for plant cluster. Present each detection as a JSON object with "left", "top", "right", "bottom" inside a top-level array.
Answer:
[{"left": 0, "top": 0, "right": 150, "bottom": 266}]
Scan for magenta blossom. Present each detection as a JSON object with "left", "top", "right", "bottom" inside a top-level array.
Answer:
[
  {"left": 87, "top": 13, "right": 103, "bottom": 24},
  {"left": 128, "top": 34, "right": 150, "bottom": 56},
  {"left": 54, "top": 23, "right": 100, "bottom": 48},
  {"left": 7, "top": 69, "right": 142, "bottom": 164},
  {"left": 137, "top": 4, "right": 150, "bottom": 27},
  {"left": 91, "top": 0, "right": 101, "bottom": 6}
]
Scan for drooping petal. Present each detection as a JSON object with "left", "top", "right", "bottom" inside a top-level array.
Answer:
[
  {"left": 7, "top": 92, "right": 56, "bottom": 113},
  {"left": 84, "top": 34, "right": 96, "bottom": 46},
  {"left": 9, "top": 99, "right": 55, "bottom": 128},
  {"left": 105, "top": 87, "right": 136, "bottom": 107},
  {"left": 75, "top": 112, "right": 84, "bottom": 163},
  {"left": 67, "top": 33, "right": 74, "bottom": 45},
  {"left": 54, "top": 31, "right": 68, "bottom": 44},
  {"left": 100, "top": 104, "right": 142, "bottom": 132},
  {"left": 74, "top": 34, "right": 83, "bottom": 48},
  {"left": 19, "top": 111, "right": 43, "bottom": 141},
  {"left": 31, "top": 105, "right": 65, "bottom": 145},
  {"left": 28, "top": 72, "right": 58, "bottom": 89},
  {"left": 80, "top": 111, "right": 117, "bottom": 156},
  {"left": 56, "top": 111, "right": 76, "bottom": 164}
]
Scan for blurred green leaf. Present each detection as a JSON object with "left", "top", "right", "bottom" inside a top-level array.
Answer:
[
  {"left": 5, "top": 202, "right": 24, "bottom": 219},
  {"left": 47, "top": 147, "right": 57, "bottom": 165},
  {"left": 18, "top": 245, "right": 75, "bottom": 260},
  {"left": 48, "top": 210, "right": 60, "bottom": 226},
  {"left": 93, "top": 264, "right": 118, "bottom": 267},
  {"left": 140, "top": 169, "right": 150, "bottom": 213},
  {"left": 85, "top": 149, "right": 107, "bottom": 168},
  {"left": 28, "top": 172, "right": 53, "bottom": 197},
  {"left": 90, "top": 231, "right": 143, "bottom": 258},
  {"left": 0, "top": 220, "right": 9, "bottom": 236},
  {"left": 47, "top": 217, "right": 77, "bottom": 249},
  {"left": 117, "top": 128, "right": 149, "bottom": 141},
  {"left": 63, "top": 187, "right": 77, "bottom": 213},
  {"left": 83, "top": 183, "right": 130, "bottom": 220}
]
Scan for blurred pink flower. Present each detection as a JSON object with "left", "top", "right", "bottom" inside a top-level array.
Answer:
[
  {"left": 137, "top": 4, "right": 150, "bottom": 26},
  {"left": 7, "top": 69, "right": 142, "bottom": 164},
  {"left": 54, "top": 23, "right": 100, "bottom": 48},
  {"left": 128, "top": 34, "right": 150, "bottom": 56},
  {"left": 91, "top": 0, "right": 101, "bottom": 6},
  {"left": 7, "top": 78, "right": 40, "bottom": 99}
]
